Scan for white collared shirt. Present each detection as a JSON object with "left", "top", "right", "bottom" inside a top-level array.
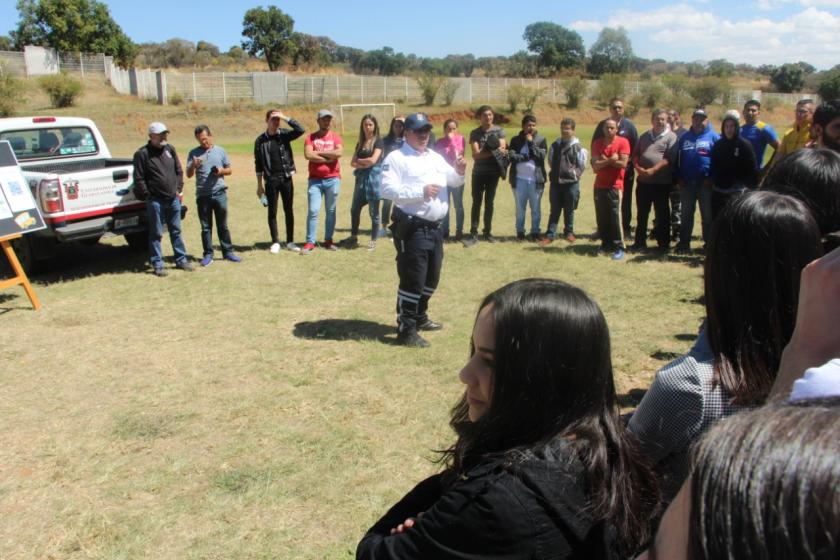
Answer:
[{"left": 380, "top": 143, "right": 465, "bottom": 222}]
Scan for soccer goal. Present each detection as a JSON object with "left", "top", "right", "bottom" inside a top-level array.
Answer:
[{"left": 338, "top": 103, "right": 396, "bottom": 135}]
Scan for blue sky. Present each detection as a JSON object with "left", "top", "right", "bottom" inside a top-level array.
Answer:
[{"left": 2, "top": 0, "right": 839, "bottom": 69}]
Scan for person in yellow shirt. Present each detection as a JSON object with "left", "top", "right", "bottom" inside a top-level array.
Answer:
[{"left": 768, "top": 98, "right": 815, "bottom": 169}]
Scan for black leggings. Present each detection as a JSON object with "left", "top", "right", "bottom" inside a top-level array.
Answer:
[
  {"left": 470, "top": 172, "right": 501, "bottom": 235},
  {"left": 266, "top": 175, "right": 295, "bottom": 244}
]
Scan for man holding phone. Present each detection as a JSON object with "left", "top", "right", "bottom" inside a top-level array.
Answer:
[{"left": 187, "top": 124, "right": 238, "bottom": 266}]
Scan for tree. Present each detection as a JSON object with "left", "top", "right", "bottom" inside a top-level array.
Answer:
[
  {"left": 587, "top": 27, "right": 633, "bottom": 76},
  {"left": 241, "top": 6, "right": 295, "bottom": 71},
  {"left": 0, "top": 36, "right": 13, "bottom": 51},
  {"left": 522, "top": 22, "right": 584, "bottom": 74},
  {"left": 818, "top": 71, "right": 840, "bottom": 100},
  {"left": 12, "top": 0, "right": 138, "bottom": 67},
  {"left": 770, "top": 63, "right": 805, "bottom": 93},
  {"left": 796, "top": 61, "right": 816, "bottom": 75},
  {"left": 196, "top": 41, "right": 220, "bottom": 58},
  {"left": 290, "top": 32, "right": 328, "bottom": 68},
  {"left": 354, "top": 47, "right": 407, "bottom": 76},
  {"left": 706, "top": 58, "right": 735, "bottom": 77},
  {"left": 688, "top": 77, "right": 727, "bottom": 106}
]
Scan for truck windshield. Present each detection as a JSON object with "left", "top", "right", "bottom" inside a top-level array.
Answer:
[{"left": 0, "top": 126, "right": 99, "bottom": 161}]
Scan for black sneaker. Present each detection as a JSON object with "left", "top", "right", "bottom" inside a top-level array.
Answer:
[
  {"left": 483, "top": 233, "right": 497, "bottom": 243},
  {"left": 176, "top": 261, "right": 195, "bottom": 272},
  {"left": 153, "top": 267, "right": 167, "bottom": 277},
  {"left": 418, "top": 319, "right": 443, "bottom": 331},
  {"left": 516, "top": 232, "right": 526, "bottom": 241},
  {"left": 397, "top": 331, "right": 430, "bottom": 348},
  {"left": 462, "top": 236, "right": 478, "bottom": 248}
]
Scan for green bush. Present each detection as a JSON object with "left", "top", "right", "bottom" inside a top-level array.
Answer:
[
  {"left": 593, "top": 74, "right": 625, "bottom": 106},
  {"left": 688, "top": 77, "right": 727, "bottom": 107},
  {"left": 665, "top": 92, "right": 695, "bottom": 117},
  {"left": 506, "top": 84, "right": 543, "bottom": 113},
  {"left": 640, "top": 81, "right": 666, "bottom": 109},
  {"left": 0, "top": 65, "right": 24, "bottom": 117},
  {"left": 440, "top": 80, "right": 460, "bottom": 106},
  {"left": 818, "top": 70, "right": 840, "bottom": 101},
  {"left": 169, "top": 92, "right": 184, "bottom": 106},
  {"left": 625, "top": 95, "right": 643, "bottom": 118},
  {"left": 38, "top": 73, "right": 83, "bottom": 108},
  {"left": 562, "top": 76, "right": 587, "bottom": 108},
  {"left": 662, "top": 74, "right": 689, "bottom": 96},
  {"left": 416, "top": 74, "right": 443, "bottom": 106}
]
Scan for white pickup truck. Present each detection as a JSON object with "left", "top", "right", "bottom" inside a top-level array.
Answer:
[{"left": 0, "top": 116, "right": 147, "bottom": 272}]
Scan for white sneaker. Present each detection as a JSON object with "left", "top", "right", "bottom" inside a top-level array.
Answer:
[
  {"left": 285, "top": 242, "right": 301, "bottom": 252},
  {"left": 269, "top": 243, "right": 281, "bottom": 254}
]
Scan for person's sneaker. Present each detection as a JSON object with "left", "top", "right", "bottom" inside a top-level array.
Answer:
[
  {"left": 153, "top": 267, "right": 167, "bottom": 277},
  {"left": 367, "top": 240, "right": 376, "bottom": 251},
  {"left": 483, "top": 233, "right": 497, "bottom": 243},
  {"left": 200, "top": 255, "right": 213, "bottom": 267},
  {"left": 611, "top": 249, "right": 625, "bottom": 261},
  {"left": 322, "top": 240, "right": 339, "bottom": 251},
  {"left": 285, "top": 242, "right": 300, "bottom": 252},
  {"left": 527, "top": 233, "right": 542, "bottom": 242},
  {"left": 462, "top": 236, "right": 478, "bottom": 248},
  {"left": 378, "top": 228, "right": 389, "bottom": 239},
  {"left": 516, "top": 231, "right": 526, "bottom": 241},
  {"left": 223, "top": 253, "right": 241, "bottom": 263},
  {"left": 539, "top": 237, "right": 553, "bottom": 247},
  {"left": 565, "top": 233, "right": 577, "bottom": 243},
  {"left": 176, "top": 261, "right": 195, "bottom": 272},
  {"left": 590, "top": 231, "right": 601, "bottom": 241},
  {"left": 396, "top": 331, "right": 430, "bottom": 348},
  {"left": 269, "top": 243, "right": 281, "bottom": 254},
  {"left": 339, "top": 236, "right": 359, "bottom": 249},
  {"left": 675, "top": 243, "right": 691, "bottom": 254},
  {"left": 454, "top": 231, "right": 463, "bottom": 242},
  {"left": 300, "top": 242, "right": 316, "bottom": 255},
  {"left": 418, "top": 319, "right": 443, "bottom": 331}
]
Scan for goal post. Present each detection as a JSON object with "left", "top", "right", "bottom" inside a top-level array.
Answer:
[{"left": 338, "top": 103, "right": 396, "bottom": 135}]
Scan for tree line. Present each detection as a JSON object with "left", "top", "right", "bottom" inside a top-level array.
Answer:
[{"left": 3, "top": 0, "right": 840, "bottom": 100}]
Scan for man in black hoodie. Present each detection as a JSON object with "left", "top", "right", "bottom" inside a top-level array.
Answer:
[
  {"left": 709, "top": 110, "right": 758, "bottom": 220},
  {"left": 133, "top": 122, "right": 193, "bottom": 277}
]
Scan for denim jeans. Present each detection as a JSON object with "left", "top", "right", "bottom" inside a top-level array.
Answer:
[
  {"left": 546, "top": 181, "right": 580, "bottom": 238},
  {"left": 196, "top": 190, "right": 233, "bottom": 257},
  {"left": 147, "top": 195, "right": 187, "bottom": 268},
  {"left": 679, "top": 178, "right": 713, "bottom": 247},
  {"left": 442, "top": 186, "right": 465, "bottom": 237},
  {"left": 514, "top": 177, "right": 543, "bottom": 234},
  {"left": 306, "top": 177, "right": 340, "bottom": 243},
  {"left": 350, "top": 180, "right": 381, "bottom": 239}
]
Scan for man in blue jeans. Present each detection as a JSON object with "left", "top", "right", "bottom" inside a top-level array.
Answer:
[
  {"left": 302, "top": 109, "right": 343, "bottom": 255},
  {"left": 676, "top": 109, "right": 719, "bottom": 253},
  {"left": 132, "top": 122, "right": 194, "bottom": 276},
  {"left": 507, "top": 114, "right": 547, "bottom": 241},
  {"left": 187, "top": 125, "right": 239, "bottom": 266},
  {"left": 542, "top": 118, "right": 587, "bottom": 244}
]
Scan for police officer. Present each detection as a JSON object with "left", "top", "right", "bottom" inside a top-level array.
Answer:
[{"left": 381, "top": 113, "right": 467, "bottom": 347}]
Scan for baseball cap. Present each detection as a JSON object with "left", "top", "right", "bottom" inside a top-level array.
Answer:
[
  {"left": 148, "top": 122, "right": 169, "bottom": 134},
  {"left": 316, "top": 109, "right": 333, "bottom": 119},
  {"left": 692, "top": 109, "right": 708, "bottom": 118},
  {"left": 404, "top": 113, "right": 433, "bottom": 131}
]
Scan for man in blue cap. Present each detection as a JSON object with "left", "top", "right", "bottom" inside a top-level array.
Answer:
[{"left": 381, "top": 113, "right": 467, "bottom": 347}]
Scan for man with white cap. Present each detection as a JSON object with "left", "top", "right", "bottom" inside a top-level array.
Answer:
[
  {"left": 381, "top": 112, "right": 466, "bottom": 347},
  {"left": 132, "top": 122, "right": 193, "bottom": 276},
  {"left": 302, "top": 108, "right": 343, "bottom": 255}
]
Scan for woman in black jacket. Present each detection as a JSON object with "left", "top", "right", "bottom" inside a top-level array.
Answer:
[
  {"left": 709, "top": 110, "right": 758, "bottom": 220},
  {"left": 356, "top": 279, "right": 659, "bottom": 559}
]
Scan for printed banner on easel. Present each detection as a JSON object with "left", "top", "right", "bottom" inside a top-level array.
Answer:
[{"left": 0, "top": 140, "right": 46, "bottom": 238}]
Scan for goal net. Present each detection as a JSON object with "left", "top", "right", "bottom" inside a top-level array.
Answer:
[{"left": 338, "top": 103, "right": 397, "bottom": 137}]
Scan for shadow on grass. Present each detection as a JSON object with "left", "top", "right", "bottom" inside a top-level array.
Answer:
[
  {"left": 674, "top": 333, "right": 697, "bottom": 341},
  {"left": 651, "top": 350, "right": 682, "bottom": 361},
  {"left": 629, "top": 252, "right": 704, "bottom": 267},
  {"left": 293, "top": 319, "right": 399, "bottom": 345},
  {"left": 523, "top": 242, "right": 602, "bottom": 256},
  {"left": 617, "top": 388, "right": 648, "bottom": 408}
]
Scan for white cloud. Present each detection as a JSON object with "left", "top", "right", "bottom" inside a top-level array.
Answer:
[{"left": 570, "top": 4, "right": 840, "bottom": 68}]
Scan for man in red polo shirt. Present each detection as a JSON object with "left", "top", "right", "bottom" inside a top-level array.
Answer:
[{"left": 591, "top": 119, "right": 630, "bottom": 260}]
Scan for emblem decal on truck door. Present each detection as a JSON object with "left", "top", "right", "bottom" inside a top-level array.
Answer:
[{"left": 65, "top": 180, "right": 79, "bottom": 199}]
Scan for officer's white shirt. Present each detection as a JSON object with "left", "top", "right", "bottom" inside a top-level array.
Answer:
[{"left": 381, "top": 142, "right": 465, "bottom": 222}]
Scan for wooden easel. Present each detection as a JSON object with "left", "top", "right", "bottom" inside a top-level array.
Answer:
[{"left": 0, "top": 233, "right": 41, "bottom": 310}]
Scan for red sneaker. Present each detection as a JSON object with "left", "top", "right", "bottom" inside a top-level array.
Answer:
[{"left": 300, "top": 242, "right": 316, "bottom": 255}]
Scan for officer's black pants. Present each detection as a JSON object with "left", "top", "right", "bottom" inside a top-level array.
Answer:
[{"left": 393, "top": 222, "right": 443, "bottom": 334}]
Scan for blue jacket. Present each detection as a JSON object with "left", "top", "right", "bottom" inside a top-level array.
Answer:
[{"left": 677, "top": 125, "right": 719, "bottom": 181}]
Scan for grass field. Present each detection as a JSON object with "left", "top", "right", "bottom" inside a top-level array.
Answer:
[{"left": 0, "top": 79, "right": 714, "bottom": 558}]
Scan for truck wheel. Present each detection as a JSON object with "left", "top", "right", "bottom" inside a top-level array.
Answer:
[
  {"left": 9, "top": 235, "right": 37, "bottom": 275},
  {"left": 124, "top": 232, "right": 147, "bottom": 252}
]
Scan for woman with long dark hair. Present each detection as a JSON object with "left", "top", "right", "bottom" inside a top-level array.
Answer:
[
  {"left": 341, "top": 114, "right": 384, "bottom": 250},
  {"left": 357, "top": 278, "right": 659, "bottom": 559},
  {"left": 378, "top": 116, "right": 405, "bottom": 238},
  {"left": 629, "top": 190, "right": 823, "bottom": 502}
]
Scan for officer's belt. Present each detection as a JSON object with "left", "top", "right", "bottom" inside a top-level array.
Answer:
[{"left": 393, "top": 207, "right": 440, "bottom": 229}]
